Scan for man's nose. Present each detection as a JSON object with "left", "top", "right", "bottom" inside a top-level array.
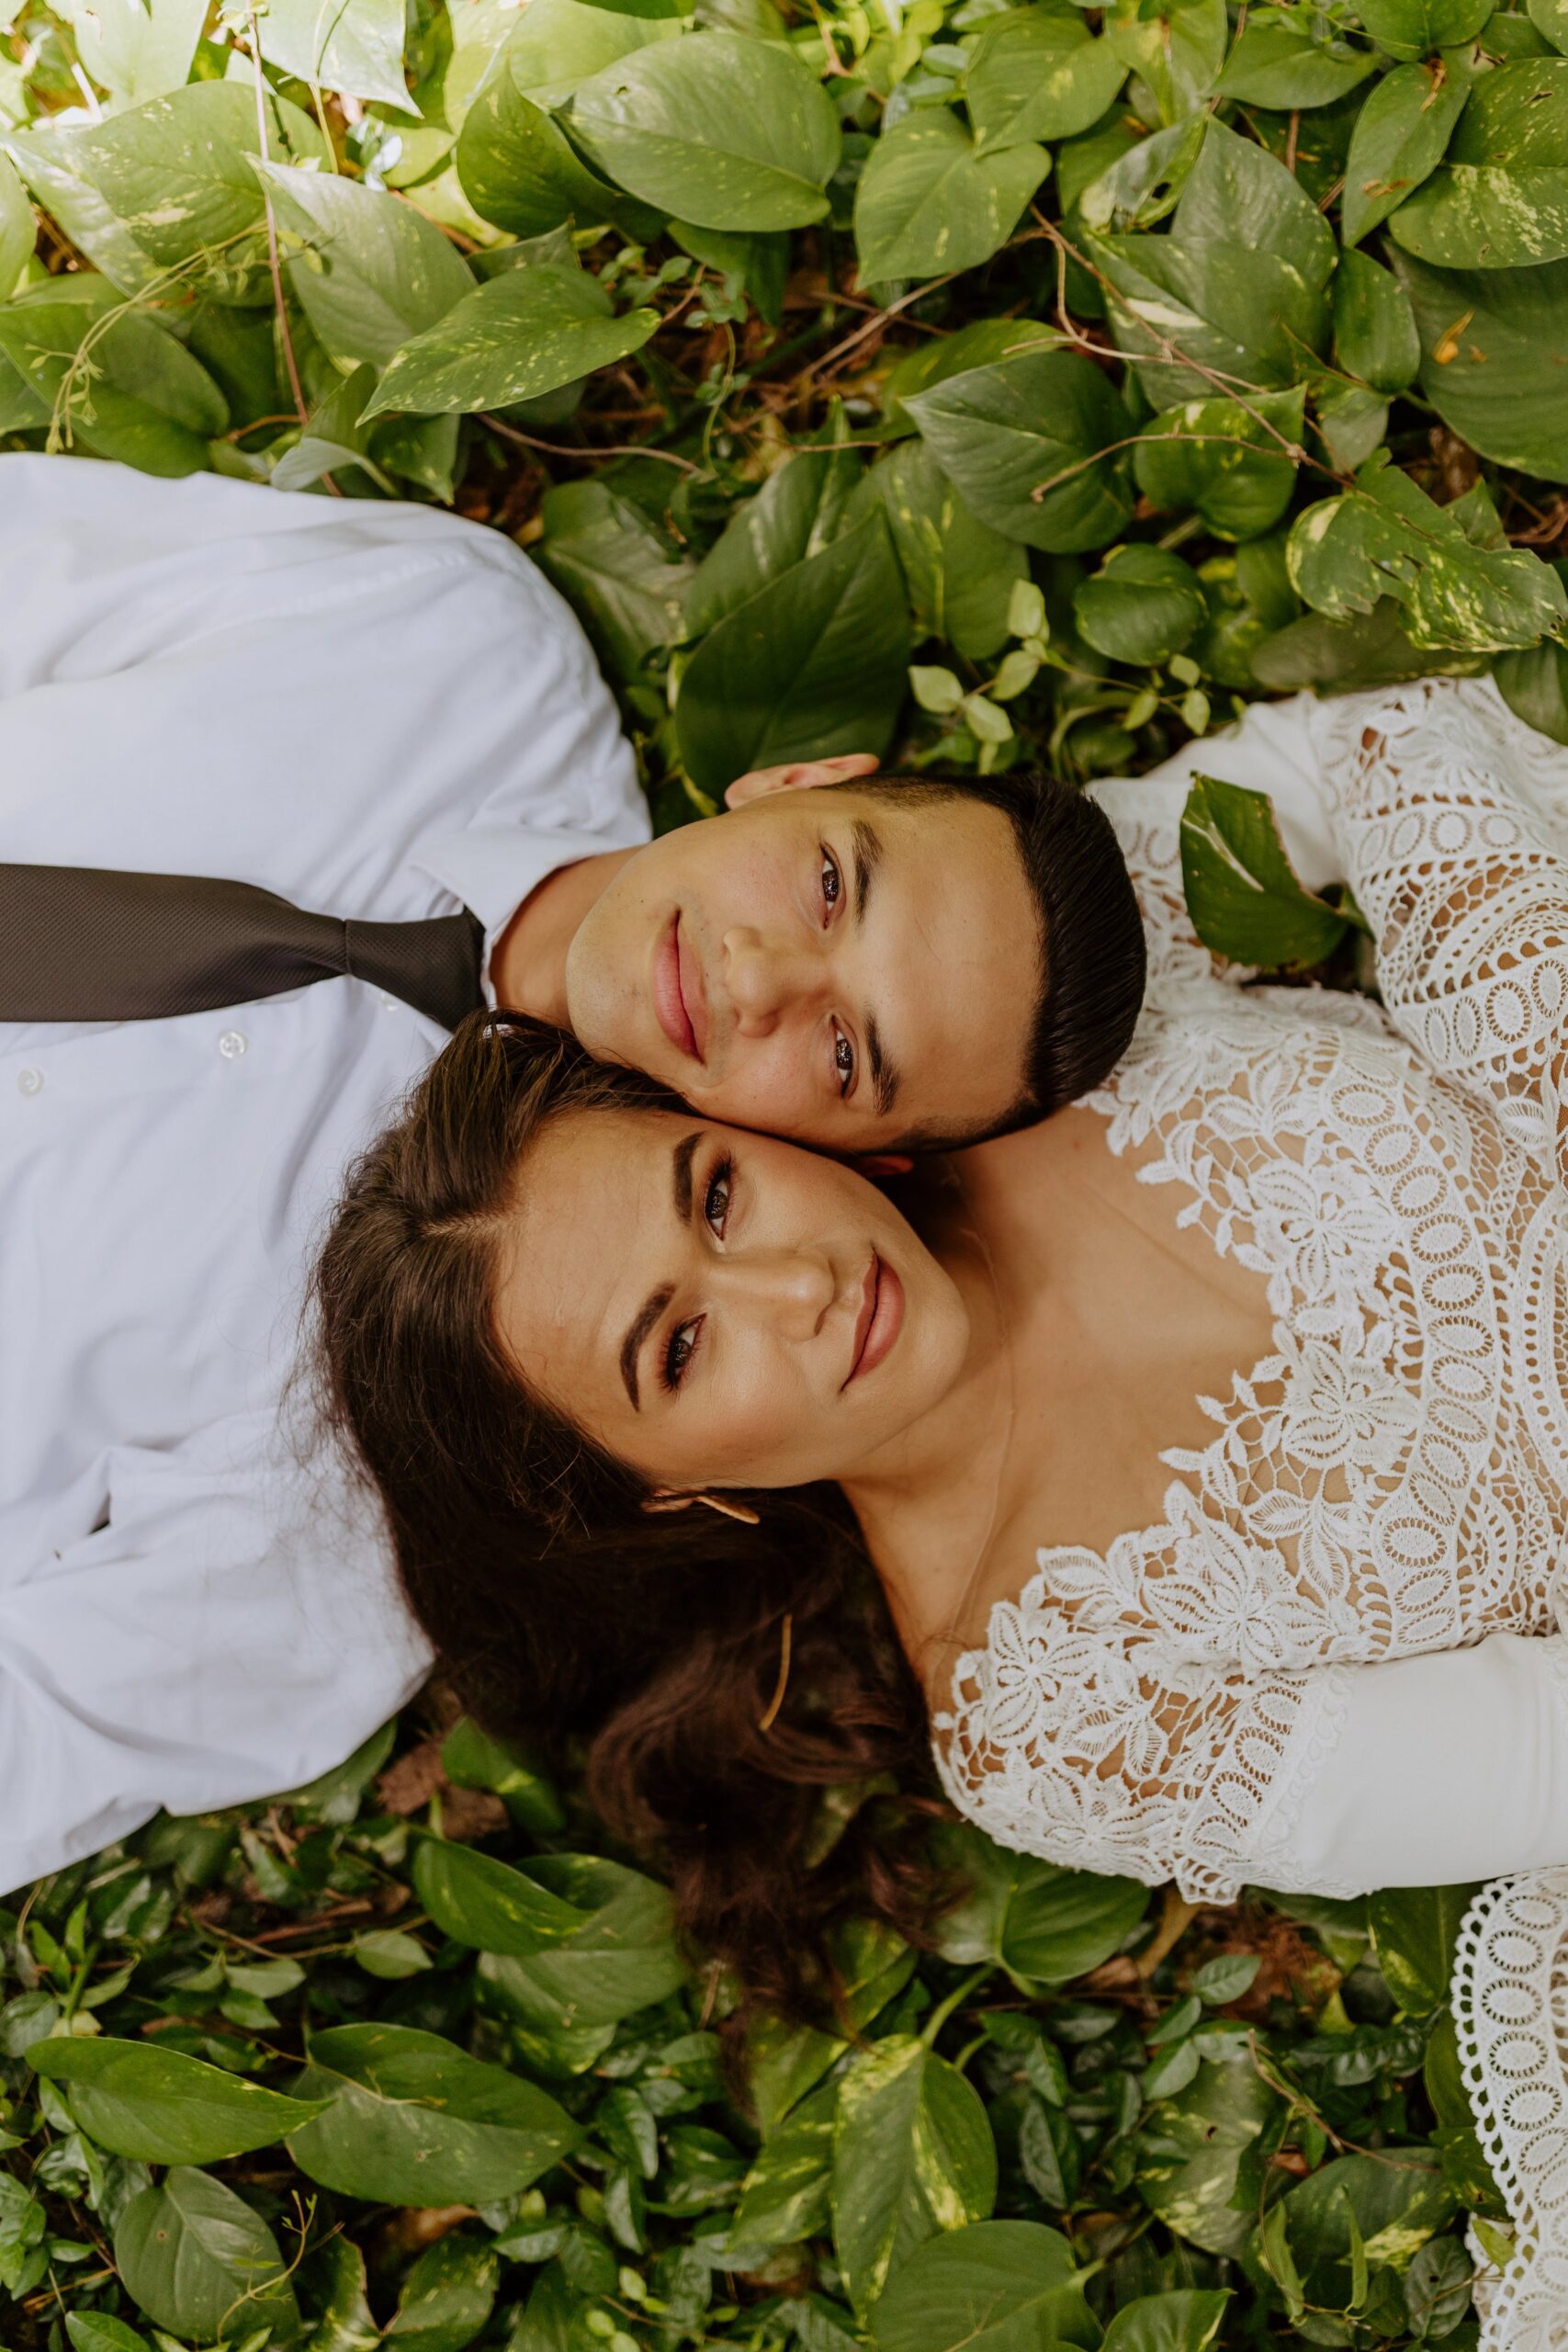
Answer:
[
  {"left": 721, "top": 1246, "right": 837, "bottom": 1340},
  {"left": 722, "top": 927, "right": 820, "bottom": 1038}
]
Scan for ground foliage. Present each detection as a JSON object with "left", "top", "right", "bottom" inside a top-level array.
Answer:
[{"left": 4, "top": 0, "right": 1567, "bottom": 2337}]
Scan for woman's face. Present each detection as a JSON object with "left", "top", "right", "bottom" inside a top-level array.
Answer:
[{"left": 493, "top": 1108, "right": 970, "bottom": 1493}]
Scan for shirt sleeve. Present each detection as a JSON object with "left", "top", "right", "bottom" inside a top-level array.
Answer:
[
  {"left": 1089, "top": 693, "right": 1333, "bottom": 1001},
  {"left": 0, "top": 1415, "right": 430, "bottom": 1896},
  {"left": 1253, "top": 1634, "right": 1568, "bottom": 1894},
  {"left": 1308, "top": 677, "right": 1568, "bottom": 1190}
]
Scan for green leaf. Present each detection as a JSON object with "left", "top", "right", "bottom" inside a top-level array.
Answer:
[
  {"left": 1180, "top": 773, "right": 1352, "bottom": 966},
  {"left": 354, "top": 1928, "right": 434, "bottom": 1980},
  {"left": 29, "top": 2037, "right": 328, "bottom": 2165},
  {"left": 287, "top": 2022, "right": 583, "bottom": 2206},
  {"left": 0, "top": 150, "right": 30, "bottom": 301},
  {"left": 0, "top": 129, "right": 164, "bottom": 298},
  {"left": 415, "top": 1838, "right": 592, "bottom": 1955},
  {"left": 1107, "top": 0, "right": 1228, "bottom": 121},
  {"left": 54, "top": 0, "right": 206, "bottom": 107},
  {"left": 572, "top": 31, "right": 840, "bottom": 231},
  {"left": 853, "top": 108, "right": 1047, "bottom": 286},
  {"left": 0, "top": 278, "right": 227, "bottom": 474},
  {"left": 537, "top": 479, "right": 694, "bottom": 682},
  {"left": 880, "top": 315, "right": 1058, "bottom": 433},
  {"left": 476, "top": 1853, "right": 690, "bottom": 2062},
  {"left": 1357, "top": 0, "right": 1493, "bottom": 57},
  {"left": 1264, "top": 2152, "right": 1457, "bottom": 2303},
  {"left": 858, "top": 437, "right": 1029, "bottom": 661},
  {"left": 1075, "top": 543, "right": 1206, "bottom": 663},
  {"left": 1533, "top": 0, "right": 1568, "bottom": 51},
  {"left": 748, "top": 1922, "right": 916, "bottom": 2132},
  {"left": 270, "top": 364, "right": 389, "bottom": 495},
  {"left": 732, "top": 2083, "right": 836, "bottom": 2250},
  {"left": 965, "top": 6, "right": 1127, "bottom": 153},
  {"left": 258, "top": 0, "right": 414, "bottom": 108},
  {"left": 362, "top": 263, "right": 657, "bottom": 417},
  {"left": 1089, "top": 232, "right": 1331, "bottom": 408},
  {"left": 1289, "top": 450, "right": 1568, "bottom": 649},
  {"left": 44, "top": 82, "right": 328, "bottom": 288},
  {"left": 671, "top": 219, "right": 789, "bottom": 322},
  {"left": 1100, "top": 2292, "right": 1231, "bottom": 2352},
  {"left": 65, "top": 2320, "right": 151, "bottom": 2352},
  {"left": 1390, "top": 60, "right": 1568, "bottom": 264},
  {"left": 1252, "top": 594, "right": 1492, "bottom": 688},
  {"left": 1192, "top": 1952, "right": 1263, "bottom": 2003},
  {"left": 905, "top": 346, "right": 1134, "bottom": 552},
  {"left": 1495, "top": 562, "right": 1568, "bottom": 741},
  {"left": 1216, "top": 14, "right": 1377, "bottom": 107},
  {"left": 1368, "top": 1885, "right": 1483, "bottom": 2014},
  {"left": 1137, "top": 2058, "right": 1278, "bottom": 2258},
  {"left": 869, "top": 2219, "right": 1096, "bottom": 2352},
  {"left": 931, "top": 1824, "right": 1149, "bottom": 1985},
  {"left": 1341, "top": 59, "right": 1469, "bottom": 246},
  {"left": 457, "top": 46, "right": 656, "bottom": 238},
  {"left": 255, "top": 162, "right": 471, "bottom": 370},
  {"left": 114, "top": 2167, "right": 299, "bottom": 2345},
  {"left": 1334, "top": 247, "right": 1421, "bottom": 390},
  {"left": 1077, "top": 115, "right": 1206, "bottom": 232},
  {"left": 1177, "top": 117, "right": 1338, "bottom": 289},
  {"left": 385, "top": 2237, "right": 499, "bottom": 2352},
  {"left": 832, "top": 2036, "right": 997, "bottom": 2314},
  {"left": 686, "top": 435, "right": 863, "bottom": 638},
  {"left": 490, "top": 0, "right": 680, "bottom": 111},
  {"left": 676, "top": 512, "right": 911, "bottom": 796},
  {"left": 1134, "top": 388, "right": 1303, "bottom": 538},
  {"left": 1398, "top": 248, "right": 1568, "bottom": 480}
]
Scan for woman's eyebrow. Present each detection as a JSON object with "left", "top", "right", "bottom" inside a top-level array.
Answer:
[{"left": 619, "top": 1132, "right": 704, "bottom": 1408}]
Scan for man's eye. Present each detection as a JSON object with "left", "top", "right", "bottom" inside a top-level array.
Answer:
[
  {"left": 821, "top": 848, "right": 841, "bottom": 917},
  {"left": 704, "top": 1158, "right": 732, "bottom": 1237},
  {"left": 663, "top": 1316, "right": 703, "bottom": 1392},
  {"left": 833, "top": 1026, "right": 855, "bottom": 1097}
]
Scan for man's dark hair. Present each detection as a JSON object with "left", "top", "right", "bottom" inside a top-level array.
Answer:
[{"left": 839, "top": 767, "right": 1147, "bottom": 1148}]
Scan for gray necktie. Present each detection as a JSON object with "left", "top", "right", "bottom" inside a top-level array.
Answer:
[{"left": 0, "top": 863, "right": 486, "bottom": 1031}]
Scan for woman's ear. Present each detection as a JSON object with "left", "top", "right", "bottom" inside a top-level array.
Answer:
[
  {"left": 724, "top": 752, "right": 879, "bottom": 810},
  {"left": 852, "top": 1153, "right": 915, "bottom": 1179}
]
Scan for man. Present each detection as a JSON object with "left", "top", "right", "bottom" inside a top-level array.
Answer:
[{"left": 0, "top": 456, "right": 1143, "bottom": 1891}]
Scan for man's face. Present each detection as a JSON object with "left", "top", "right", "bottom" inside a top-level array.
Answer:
[{"left": 563, "top": 773, "right": 1040, "bottom": 1149}]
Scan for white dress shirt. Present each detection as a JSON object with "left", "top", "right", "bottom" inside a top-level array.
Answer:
[{"left": 0, "top": 455, "right": 649, "bottom": 1893}]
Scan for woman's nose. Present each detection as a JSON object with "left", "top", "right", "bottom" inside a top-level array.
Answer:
[
  {"left": 722, "top": 1247, "right": 837, "bottom": 1339},
  {"left": 723, "top": 927, "right": 817, "bottom": 1038}
]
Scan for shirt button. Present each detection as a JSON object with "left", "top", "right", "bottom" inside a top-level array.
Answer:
[
  {"left": 16, "top": 1067, "right": 42, "bottom": 1096},
  {"left": 218, "top": 1030, "right": 248, "bottom": 1060}
]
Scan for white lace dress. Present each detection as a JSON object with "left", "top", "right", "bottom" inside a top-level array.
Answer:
[{"left": 931, "top": 677, "right": 1568, "bottom": 2348}]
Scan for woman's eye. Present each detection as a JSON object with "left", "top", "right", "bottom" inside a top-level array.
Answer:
[
  {"left": 833, "top": 1026, "right": 855, "bottom": 1096},
  {"left": 704, "top": 1159, "right": 732, "bottom": 1237},
  {"left": 663, "top": 1316, "right": 703, "bottom": 1392},
  {"left": 820, "top": 848, "right": 841, "bottom": 917}
]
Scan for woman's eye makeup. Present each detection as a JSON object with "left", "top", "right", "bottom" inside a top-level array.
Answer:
[{"left": 661, "top": 1154, "right": 735, "bottom": 1391}]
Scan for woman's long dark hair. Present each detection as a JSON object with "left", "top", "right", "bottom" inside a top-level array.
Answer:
[{"left": 312, "top": 1013, "right": 942, "bottom": 2018}]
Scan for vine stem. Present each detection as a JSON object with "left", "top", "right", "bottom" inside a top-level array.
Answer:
[
  {"left": 245, "top": 9, "right": 335, "bottom": 487},
  {"left": 479, "top": 413, "right": 705, "bottom": 475},
  {"left": 919, "top": 1963, "right": 995, "bottom": 2047}
]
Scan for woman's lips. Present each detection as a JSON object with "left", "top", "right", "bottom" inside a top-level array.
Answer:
[
  {"left": 845, "top": 1253, "right": 905, "bottom": 1385},
  {"left": 652, "top": 913, "right": 700, "bottom": 1061}
]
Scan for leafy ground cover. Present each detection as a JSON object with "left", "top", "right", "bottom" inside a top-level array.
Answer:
[{"left": 6, "top": 0, "right": 1568, "bottom": 2337}]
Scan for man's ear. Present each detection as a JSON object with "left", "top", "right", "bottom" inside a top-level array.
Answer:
[{"left": 724, "top": 752, "right": 880, "bottom": 810}]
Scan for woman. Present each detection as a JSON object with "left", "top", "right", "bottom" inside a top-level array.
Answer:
[{"left": 316, "top": 673, "right": 1568, "bottom": 1998}]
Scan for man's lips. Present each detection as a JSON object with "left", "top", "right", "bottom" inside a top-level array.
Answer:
[
  {"left": 652, "top": 913, "right": 704, "bottom": 1062},
  {"left": 844, "top": 1252, "right": 905, "bottom": 1386}
]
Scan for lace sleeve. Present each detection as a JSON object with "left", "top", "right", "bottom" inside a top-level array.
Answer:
[
  {"left": 930, "top": 1551, "right": 1359, "bottom": 1903},
  {"left": 1312, "top": 678, "right": 1568, "bottom": 1189}
]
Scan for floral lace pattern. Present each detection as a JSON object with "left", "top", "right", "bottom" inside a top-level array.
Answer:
[
  {"left": 1314, "top": 678, "right": 1568, "bottom": 1190},
  {"left": 1455, "top": 1870, "right": 1568, "bottom": 2350},
  {"left": 934, "top": 681, "right": 1568, "bottom": 1909}
]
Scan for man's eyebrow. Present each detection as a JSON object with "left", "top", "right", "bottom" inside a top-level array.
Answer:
[
  {"left": 850, "top": 819, "right": 883, "bottom": 926},
  {"left": 619, "top": 1132, "right": 704, "bottom": 1409},
  {"left": 866, "top": 1018, "right": 900, "bottom": 1119}
]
